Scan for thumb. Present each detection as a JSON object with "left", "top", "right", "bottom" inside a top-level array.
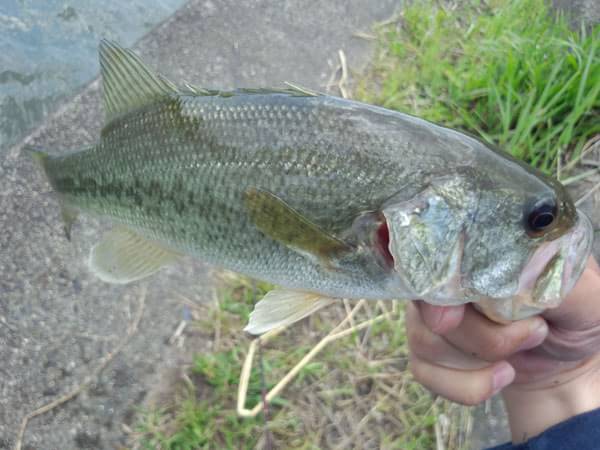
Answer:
[
  {"left": 416, "top": 302, "right": 466, "bottom": 334},
  {"left": 538, "top": 257, "right": 600, "bottom": 361}
]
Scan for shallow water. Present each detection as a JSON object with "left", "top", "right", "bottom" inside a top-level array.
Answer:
[{"left": 0, "top": 0, "right": 185, "bottom": 151}]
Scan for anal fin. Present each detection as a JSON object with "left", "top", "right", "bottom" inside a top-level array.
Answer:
[
  {"left": 244, "top": 289, "right": 337, "bottom": 335},
  {"left": 89, "top": 227, "right": 180, "bottom": 284}
]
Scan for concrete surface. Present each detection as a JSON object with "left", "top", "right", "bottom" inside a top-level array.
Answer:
[
  {"left": 553, "top": 0, "right": 600, "bottom": 26},
  {"left": 0, "top": 0, "right": 185, "bottom": 150},
  {"left": 2, "top": 1, "right": 598, "bottom": 449},
  {"left": 0, "top": 1, "right": 399, "bottom": 449}
]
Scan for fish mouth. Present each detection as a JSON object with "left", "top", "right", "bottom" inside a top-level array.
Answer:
[
  {"left": 476, "top": 210, "right": 593, "bottom": 323},
  {"left": 560, "top": 211, "right": 594, "bottom": 295},
  {"left": 516, "top": 209, "right": 593, "bottom": 311}
]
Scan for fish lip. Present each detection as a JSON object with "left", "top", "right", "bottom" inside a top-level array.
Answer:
[
  {"left": 517, "top": 239, "right": 562, "bottom": 295},
  {"left": 516, "top": 209, "right": 593, "bottom": 305},
  {"left": 479, "top": 210, "right": 593, "bottom": 323},
  {"left": 561, "top": 210, "right": 593, "bottom": 297}
]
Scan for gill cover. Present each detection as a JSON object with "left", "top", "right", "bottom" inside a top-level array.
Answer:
[{"left": 382, "top": 177, "right": 477, "bottom": 299}]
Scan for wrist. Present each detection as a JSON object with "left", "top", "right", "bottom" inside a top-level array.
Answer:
[{"left": 501, "top": 354, "right": 600, "bottom": 443}]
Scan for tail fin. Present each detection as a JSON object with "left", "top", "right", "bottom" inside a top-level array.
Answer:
[
  {"left": 23, "top": 145, "right": 50, "bottom": 176},
  {"left": 23, "top": 145, "right": 78, "bottom": 240}
]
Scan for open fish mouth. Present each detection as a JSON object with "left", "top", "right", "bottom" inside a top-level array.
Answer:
[
  {"left": 476, "top": 211, "right": 593, "bottom": 323},
  {"left": 560, "top": 210, "right": 594, "bottom": 295},
  {"left": 515, "top": 210, "right": 593, "bottom": 314},
  {"left": 523, "top": 211, "right": 593, "bottom": 307}
]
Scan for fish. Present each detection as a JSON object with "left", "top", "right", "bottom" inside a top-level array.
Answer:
[{"left": 28, "top": 40, "right": 593, "bottom": 334}]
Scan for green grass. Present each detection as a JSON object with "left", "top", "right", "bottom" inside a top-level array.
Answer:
[
  {"left": 356, "top": 0, "right": 600, "bottom": 176},
  {"left": 133, "top": 279, "right": 469, "bottom": 449},
  {"left": 133, "top": 2, "right": 599, "bottom": 449}
]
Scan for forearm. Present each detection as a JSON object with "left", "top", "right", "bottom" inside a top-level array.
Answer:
[{"left": 502, "top": 355, "right": 600, "bottom": 443}]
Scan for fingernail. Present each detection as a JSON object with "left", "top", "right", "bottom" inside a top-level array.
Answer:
[
  {"left": 492, "top": 363, "right": 515, "bottom": 395},
  {"left": 516, "top": 320, "right": 548, "bottom": 352}
]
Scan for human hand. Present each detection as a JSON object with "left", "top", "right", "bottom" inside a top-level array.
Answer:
[{"left": 406, "top": 256, "right": 600, "bottom": 441}]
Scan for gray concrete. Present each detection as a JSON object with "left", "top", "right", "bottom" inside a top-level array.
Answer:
[
  {"left": 3, "top": 1, "right": 598, "bottom": 449},
  {"left": 0, "top": 0, "right": 185, "bottom": 151},
  {"left": 0, "top": 1, "right": 399, "bottom": 449},
  {"left": 553, "top": 0, "right": 600, "bottom": 26}
]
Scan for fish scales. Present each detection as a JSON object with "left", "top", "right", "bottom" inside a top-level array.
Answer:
[
  {"left": 44, "top": 92, "right": 450, "bottom": 297},
  {"left": 29, "top": 40, "right": 593, "bottom": 332}
]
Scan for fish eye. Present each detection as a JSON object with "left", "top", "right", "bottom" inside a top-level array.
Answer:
[{"left": 526, "top": 199, "right": 557, "bottom": 235}]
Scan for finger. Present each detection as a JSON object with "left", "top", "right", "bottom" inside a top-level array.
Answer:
[
  {"left": 407, "top": 302, "right": 488, "bottom": 370},
  {"left": 534, "top": 257, "right": 600, "bottom": 361},
  {"left": 410, "top": 355, "right": 515, "bottom": 405},
  {"left": 418, "top": 302, "right": 465, "bottom": 334},
  {"left": 507, "top": 348, "right": 578, "bottom": 382},
  {"left": 442, "top": 305, "right": 548, "bottom": 362}
]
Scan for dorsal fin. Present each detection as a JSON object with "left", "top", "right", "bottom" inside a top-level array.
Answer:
[{"left": 98, "top": 39, "right": 178, "bottom": 122}]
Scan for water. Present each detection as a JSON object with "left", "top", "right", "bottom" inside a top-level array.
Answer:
[{"left": 0, "top": 0, "right": 186, "bottom": 152}]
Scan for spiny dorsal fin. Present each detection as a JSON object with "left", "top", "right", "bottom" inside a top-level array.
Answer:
[
  {"left": 181, "top": 80, "right": 213, "bottom": 96},
  {"left": 99, "top": 39, "right": 178, "bottom": 122},
  {"left": 283, "top": 81, "right": 323, "bottom": 97},
  {"left": 177, "top": 86, "right": 323, "bottom": 98},
  {"left": 235, "top": 85, "right": 321, "bottom": 97}
]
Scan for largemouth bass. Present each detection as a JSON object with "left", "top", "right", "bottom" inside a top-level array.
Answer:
[{"left": 29, "top": 40, "right": 593, "bottom": 333}]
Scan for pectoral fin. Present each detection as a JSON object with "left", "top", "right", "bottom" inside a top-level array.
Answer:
[
  {"left": 89, "top": 227, "right": 180, "bottom": 284},
  {"left": 244, "top": 289, "right": 337, "bottom": 335},
  {"left": 244, "top": 188, "right": 352, "bottom": 261}
]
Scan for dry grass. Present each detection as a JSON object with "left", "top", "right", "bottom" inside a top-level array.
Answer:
[
  {"left": 132, "top": 275, "right": 471, "bottom": 450},
  {"left": 131, "top": 2, "right": 600, "bottom": 448}
]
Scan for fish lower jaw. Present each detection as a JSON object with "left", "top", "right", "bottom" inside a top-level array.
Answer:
[
  {"left": 417, "top": 270, "right": 562, "bottom": 321},
  {"left": 561, "top": 210, "right": 594, "bottom": 296},
  {"left": 482, "top": 211, "right": 595, "bottom": 323},
  {"left": 471, "top": 294, "right": 547, "bottom": 323}
]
